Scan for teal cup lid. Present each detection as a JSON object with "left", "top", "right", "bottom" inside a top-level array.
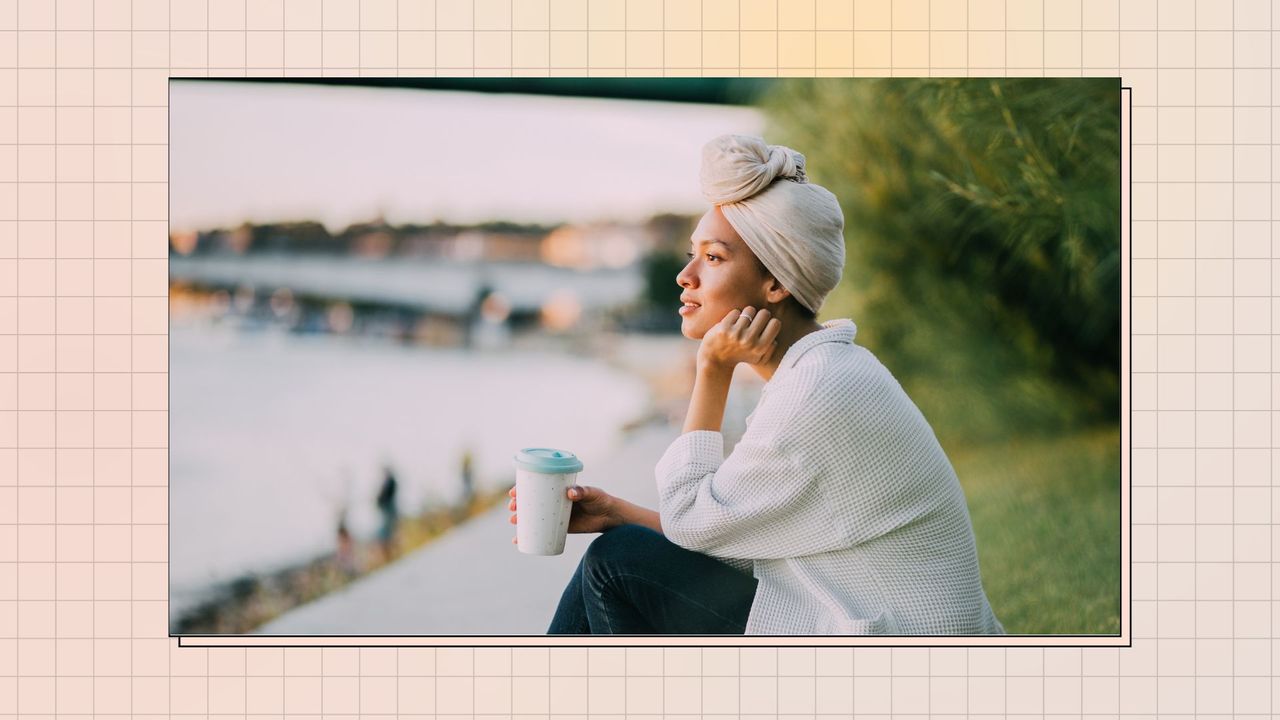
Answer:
[{"left": 514, "top": 447, "right": 584, "bottom": 474}]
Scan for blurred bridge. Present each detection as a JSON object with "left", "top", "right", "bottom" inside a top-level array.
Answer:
[{"left": 169, "top": 255, "right": 646, "bottom": 317}]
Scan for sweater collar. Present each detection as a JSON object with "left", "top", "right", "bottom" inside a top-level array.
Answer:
[
  {"left": 767, "top": 318, "right": 858, "bottom": 385},
  {"left": 742, "top": 320, "right": 857, "bottom": 429}
]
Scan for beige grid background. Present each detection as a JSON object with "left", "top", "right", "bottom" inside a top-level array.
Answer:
[{"left": 0, "top": 0, "right": 1261, "bottom": 714}]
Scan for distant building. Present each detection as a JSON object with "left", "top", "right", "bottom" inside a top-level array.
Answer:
[
  {"left": 346, "top": 215, "right": 397, "bottom": 258},
  {"left": 352, "top": 230, "right": 395, "bottom": 258},
  {"left": 171, "top": 230, "right": 199, "bottom": 255},
  {"left": 171, "top": 216, "right": 671, "bottom": 267},
  {"left": 446, "top": 230, "right": 542, "bottom": 263},
  {"left": 228, "top": 225, "right": 254, "bottom": 254},
  {"left": 540, "top": 223, "right": 656, "bottom": 270},
  {"left": 398, "top": 231, "right": 449, "bottom": 258}
]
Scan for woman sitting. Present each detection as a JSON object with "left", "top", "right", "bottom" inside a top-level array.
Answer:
[{"left": 511, "top": 134, "right": 1005, "bottom": 636}]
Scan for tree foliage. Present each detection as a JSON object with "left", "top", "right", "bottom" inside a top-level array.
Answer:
[{"left": 762, "top": 79, "right": 1121, "bottom": 440}]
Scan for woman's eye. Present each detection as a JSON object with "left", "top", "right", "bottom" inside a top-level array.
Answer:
[{"left": 685, "top": 252, "right": 721, "bottom": 262}]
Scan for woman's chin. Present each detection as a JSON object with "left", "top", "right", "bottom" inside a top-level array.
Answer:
[{"left": 679, "top": 319, "right": 704, "bottom": 340}]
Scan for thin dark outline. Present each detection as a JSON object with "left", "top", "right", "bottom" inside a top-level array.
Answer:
[{"left": 165, "top": 77, "right": 1133, "bottom": 648}]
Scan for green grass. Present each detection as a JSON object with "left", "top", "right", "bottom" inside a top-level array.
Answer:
[{"left": 951, "top": 425, "right": 1121, "bottom": 635}]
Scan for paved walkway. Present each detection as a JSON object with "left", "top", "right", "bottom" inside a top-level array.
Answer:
[{"left": 256, "top": 423, "right": 679, "bottom": 635}]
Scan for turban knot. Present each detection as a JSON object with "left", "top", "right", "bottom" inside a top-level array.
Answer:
[{"left": 698, "top": 134, "right": 845, "bottom": 315}]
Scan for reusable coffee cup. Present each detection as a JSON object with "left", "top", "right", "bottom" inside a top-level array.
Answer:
[{"left": 513, "top": 447, "right": 584, "bottom": 556}]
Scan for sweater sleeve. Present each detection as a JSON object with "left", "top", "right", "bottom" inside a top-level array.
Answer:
[{"left": 654, "top": 380, "right": 851, "bottom": 559}]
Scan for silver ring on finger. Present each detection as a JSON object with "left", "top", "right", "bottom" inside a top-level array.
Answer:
[{"left": 740, "top": 312, "right": 754, "bottom": 322}]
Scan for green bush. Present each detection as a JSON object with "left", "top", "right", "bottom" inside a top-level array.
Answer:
[{"left": 763, "top": 79, "right": 1121, "bottom": 444}]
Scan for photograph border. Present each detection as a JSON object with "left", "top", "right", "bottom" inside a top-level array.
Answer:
[{"left": 169, "top": 81, "right": 1132, "bottom": 647}]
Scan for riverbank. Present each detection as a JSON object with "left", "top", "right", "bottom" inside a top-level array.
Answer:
[
  {"left": 175, "top": 326, "right": 769, "bottom": 635},
  {"left": 170, "top": 320, "right": 653, "bottom": 625},
  {"left": 173, "top": 486, "right": 510, "bottom": 634},
  {"left": 170, "top": 327, "right": 696, "bottom": 630},
  {"left": 252, "top": 333, "right": 771, "bottom": 635},
  {"left": 255, "top": 423, "right": 679, "bottom": 635}
]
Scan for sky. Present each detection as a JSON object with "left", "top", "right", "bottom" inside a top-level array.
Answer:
[{"left": 170, "top": 81, "right": 766, "bottom": 233}]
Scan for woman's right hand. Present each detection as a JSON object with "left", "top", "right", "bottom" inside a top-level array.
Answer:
[{"left": 508, "top": 484, "right": 620, "bottom": 543}]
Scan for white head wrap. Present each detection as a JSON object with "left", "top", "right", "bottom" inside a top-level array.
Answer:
[{"left": 699, "top": 134, "right": 846, "bottom": 315}]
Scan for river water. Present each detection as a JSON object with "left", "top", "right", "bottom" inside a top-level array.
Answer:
[{"left": 169, "top": 320, "right": 650, "bottom": 613}]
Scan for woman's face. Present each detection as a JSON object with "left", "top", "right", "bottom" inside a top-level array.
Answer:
[{"left": 676, "top": 207, "right": 772, "bottom": 340}]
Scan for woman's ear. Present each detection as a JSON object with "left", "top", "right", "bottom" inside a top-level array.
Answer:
[{"left": 763, "top": 275, "right": 792, "bottom": 306}]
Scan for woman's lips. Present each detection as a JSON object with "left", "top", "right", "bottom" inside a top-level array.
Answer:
[{"left": 679, "top": 303, "right": 700, "bottom": 316}]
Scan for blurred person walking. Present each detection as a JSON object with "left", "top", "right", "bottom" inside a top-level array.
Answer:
[
  {"left": 460, "top": 448, "right": 475, "bottom": 505},
  {"left": 375, "top": 465, "right": 400, "bottom": 561},
  {"left": 334, "top": 510, "right": 358, "bottom": 577}
]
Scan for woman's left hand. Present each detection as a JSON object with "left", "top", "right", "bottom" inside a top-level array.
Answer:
[{"left": 697, "top": 306, "right": 782, "bottom": 371}]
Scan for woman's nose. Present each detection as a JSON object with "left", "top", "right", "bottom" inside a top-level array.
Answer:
[{"left": 676, "top": 263, "right": 695, "bottom": 288}]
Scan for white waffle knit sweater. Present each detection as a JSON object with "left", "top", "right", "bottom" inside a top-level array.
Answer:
[{"left": 655, "top": 319, "right": 1006, "bottom": 635}]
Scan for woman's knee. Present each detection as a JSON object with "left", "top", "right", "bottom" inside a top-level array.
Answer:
[{"left": 582, "top": 524, "right": 664, "bottom": 579}]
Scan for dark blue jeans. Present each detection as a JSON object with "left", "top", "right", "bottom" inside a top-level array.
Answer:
[{"left": 547, "top": 524, "right": 758, "bottom": 634}]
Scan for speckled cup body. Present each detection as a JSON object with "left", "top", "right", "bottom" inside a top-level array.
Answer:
[{"left": 514, "top": 467, "right": 577, "bottom": 555}]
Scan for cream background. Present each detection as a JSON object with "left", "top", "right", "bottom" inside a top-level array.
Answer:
[{"left": 0, "top": 0, "right": 1252, "bottom": 714}]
